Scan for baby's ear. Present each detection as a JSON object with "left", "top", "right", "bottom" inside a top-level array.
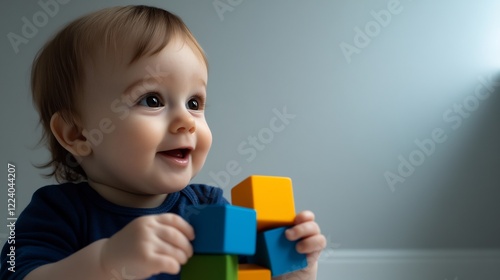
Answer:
[{"left": 50, "top": 112, "right": 92, "bottom": 157}]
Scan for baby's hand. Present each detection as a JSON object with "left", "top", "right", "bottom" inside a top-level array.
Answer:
[
  {"left": 274, "top": 210, "right": 327, "bottom": 280},
  {"left": 99, "top": 213, "right": 194, "bottom": 279}
]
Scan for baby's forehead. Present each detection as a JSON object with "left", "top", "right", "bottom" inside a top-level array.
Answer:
[
  {"left": 85, "top": 36, "right": 206, "bottom": 77},
  {"left": 81, "top": 38, "right": 208, "bottom": 97}
]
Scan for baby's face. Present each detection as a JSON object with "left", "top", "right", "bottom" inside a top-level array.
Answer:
[{"left": 77, "top": 37, "right": 211, "bottom": 198}]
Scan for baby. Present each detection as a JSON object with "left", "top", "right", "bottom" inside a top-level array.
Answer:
[{"left": 0, "top": 5, "right": 326, "bottom": 280}]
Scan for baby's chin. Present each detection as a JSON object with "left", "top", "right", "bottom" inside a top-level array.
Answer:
[{"left": 160, "top": 176, "right": 196, "bottom": 193}]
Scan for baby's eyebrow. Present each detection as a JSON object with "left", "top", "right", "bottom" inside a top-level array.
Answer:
[
  {"left": 122, "top": 73, "right": 208, "bottom": 97},
  {"left": 122, "top": 75, "right": 168, "bottom": 96}
]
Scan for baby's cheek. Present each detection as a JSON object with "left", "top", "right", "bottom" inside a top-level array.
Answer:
[
  {"left": 193, "top": 124, "right": 212, "bottom": 166},
  {"left": 103, "top": 122, "right": 158, "bottom": 157},
  {"left": 197, "top": 121, "right": 212, "bottom": 151}
]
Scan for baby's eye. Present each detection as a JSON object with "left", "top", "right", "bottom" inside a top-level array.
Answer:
[
  {"left": 138, "top": 94, "right": 163, "bottom": 108},
  {"left": 186, "top": 97, "right": 204, "bottom": 110}
]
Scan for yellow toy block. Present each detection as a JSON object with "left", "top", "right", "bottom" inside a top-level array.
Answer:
[
  {"left": 231, "top": 175, "right": 296, "bottom": 231},
  {"left": 238, "top": 264, "right": 271, "bottom": 280}
]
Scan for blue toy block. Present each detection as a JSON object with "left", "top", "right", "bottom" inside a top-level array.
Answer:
[
  {"left": 185, "top": 204, "right": 257, "bottom": 255},
  {"left": 252, "top": 226, "right": 308, "bottom": 277}
]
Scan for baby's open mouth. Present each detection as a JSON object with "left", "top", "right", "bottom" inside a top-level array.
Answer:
[{"left": 162, "top": 148, "right": 191, "bottom": 159}]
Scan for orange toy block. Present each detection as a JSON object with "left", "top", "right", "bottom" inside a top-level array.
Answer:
[
  {"left": 238, "top": 264, "right": 271, "bottom": 280},
  {"left": 231, "top": 175, "right": 296, "bottom": 231}
]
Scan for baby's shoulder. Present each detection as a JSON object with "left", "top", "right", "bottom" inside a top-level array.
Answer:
[
  {"left": 29, "top": 181, "right": 91, "bottom": 210},
  {"left": 33, "top": 181, "right": 87, "bottom": 197}
]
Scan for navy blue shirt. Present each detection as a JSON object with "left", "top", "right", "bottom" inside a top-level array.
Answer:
[{"left": 0, "top": 182, "right": 228, "bottom": 279}]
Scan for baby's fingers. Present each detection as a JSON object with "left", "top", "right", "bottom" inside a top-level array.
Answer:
[
  {"left": 296, "top": 234, "right": 327, "bottom": 254},
  {"left": 154, "top": 226, "right": 193, "bottom": 263},
  {"left": 156, "top": 213, "right": 195, "bottom": 241},
  {"left": 285, "top": 221, "right": 320, "bottom": 241},
  {"left": 293, "top": 210, "right": 315, "bottom": 224}
]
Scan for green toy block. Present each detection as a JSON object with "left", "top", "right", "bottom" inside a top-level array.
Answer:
[{"left": 181, "top": 254, "right": 238, "bottom": 280}]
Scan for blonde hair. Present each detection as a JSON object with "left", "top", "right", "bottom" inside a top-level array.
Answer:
[{"left": 32, "top": 5, "right": 208, "bottom": 182}]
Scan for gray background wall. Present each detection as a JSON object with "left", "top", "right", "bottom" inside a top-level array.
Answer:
[{"left": 1, "top": 0, "right": 500, "bottom": 279}]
